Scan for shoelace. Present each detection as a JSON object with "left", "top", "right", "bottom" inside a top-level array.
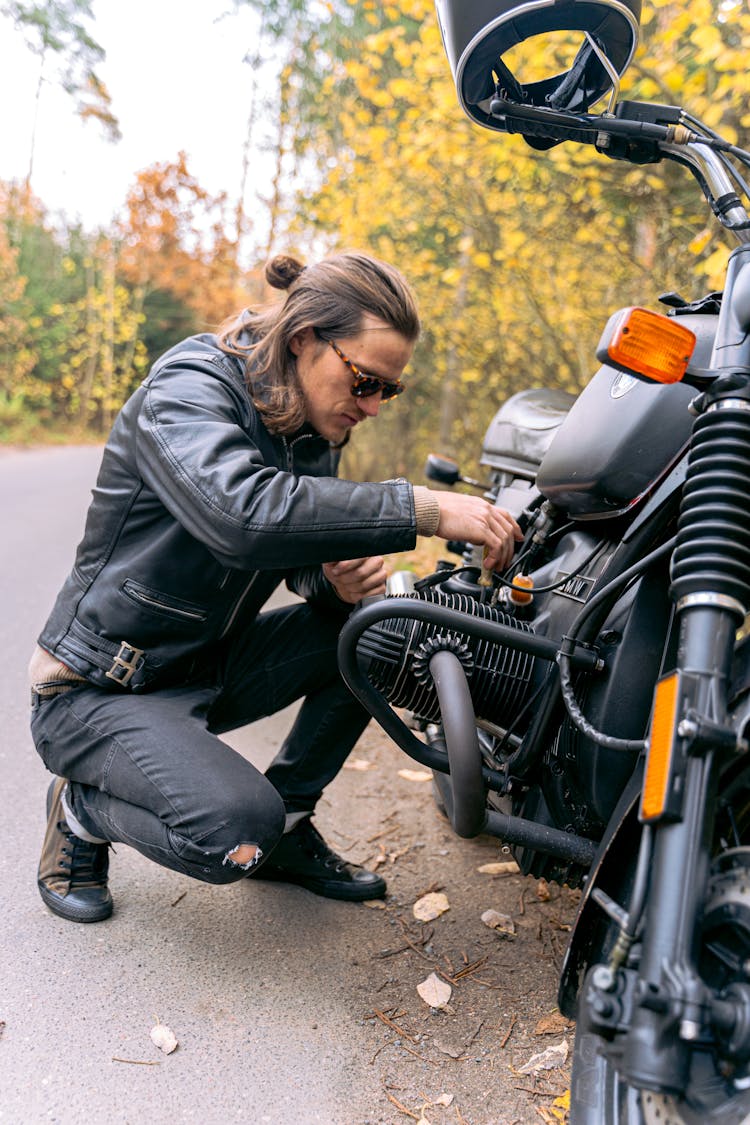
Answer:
[
  {"left": 58, "top": 821, "right": 108, "bottom": 886},
  {"left": 304, "top": 825, "right": 348, "bottom": 874}
]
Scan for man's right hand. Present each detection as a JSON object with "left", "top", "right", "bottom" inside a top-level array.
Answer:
[{"left": 433, "top": 491, "right": 522, "bottom": 571}]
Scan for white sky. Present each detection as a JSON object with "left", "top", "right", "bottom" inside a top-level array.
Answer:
[{"left": 0, "top": 1, "right": 278, "bottom": 234}]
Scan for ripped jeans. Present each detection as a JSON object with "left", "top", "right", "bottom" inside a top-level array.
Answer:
[{"left": 30, "top": 603, "right": 371, "bottom": 884}]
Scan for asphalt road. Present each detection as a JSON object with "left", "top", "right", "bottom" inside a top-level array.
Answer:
[{"left": 1, "top": 446, "right": 576, "bottom": 1125}]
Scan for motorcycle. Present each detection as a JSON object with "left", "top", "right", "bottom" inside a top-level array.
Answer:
[{"left": 336, "top": 2, "right": 750, "bottom": 1121}]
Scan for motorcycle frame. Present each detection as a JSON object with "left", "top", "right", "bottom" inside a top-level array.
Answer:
[
  {"left": 597, "top": 237, "right": 750, "bottom": 1092},
  {"left": 338, "top": 105, "right": 750, "bottom": 1103}
]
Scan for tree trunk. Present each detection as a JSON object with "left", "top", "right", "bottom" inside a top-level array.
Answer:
[{"left": 438, "top": 238, "right": 472, "bottom": 456}]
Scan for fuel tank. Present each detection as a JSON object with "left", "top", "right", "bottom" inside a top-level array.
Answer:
[
  {"left": 480, "top": 387, "right": 577, "bottom": 479},
  {"left": 536, "top": 311, "right": 718, "bottom": 519}
]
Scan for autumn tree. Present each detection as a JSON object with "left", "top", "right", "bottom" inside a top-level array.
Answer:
[
  {"left": 116, "top": 153, "right": 251, "bottom": 357},
  {"left": 0, "top": 180, "right": 147, "bottom": 432},
  {"left": 1, "top": 0, "right": 120, "bottom": 184},
  {"left": 265, "top": 0, "right": 750, "bottom": 480},
  {"left": 0, "top": 223, "right": 35, "bottom": 416}
]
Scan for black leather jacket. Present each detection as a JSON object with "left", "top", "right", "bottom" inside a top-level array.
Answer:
[{"left": 38, "top": 334, "right": 418, "bottom": 691}]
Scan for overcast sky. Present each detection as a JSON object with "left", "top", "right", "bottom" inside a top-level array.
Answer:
[{"left": 0, "top": 1, "right": 278, "bottom": 232}]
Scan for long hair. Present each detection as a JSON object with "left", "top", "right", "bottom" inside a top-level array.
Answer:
[{"left": 217, "top": 252, "right": 420, "bottom": 435}]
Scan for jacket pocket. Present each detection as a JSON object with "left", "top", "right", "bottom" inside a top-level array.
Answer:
[{"left": 121, "top": 579, "right": 209, "bottom": 623}]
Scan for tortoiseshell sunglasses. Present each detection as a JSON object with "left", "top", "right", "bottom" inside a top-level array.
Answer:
[{"left": 325, "top": 339, "right": 405, "bottom": 401}]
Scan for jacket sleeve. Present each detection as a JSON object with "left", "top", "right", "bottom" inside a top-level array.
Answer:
[
  {"left": 285, "top": 565, "right": 350, "bottom": 614},
  {"left": 134, "top": 354, "right": 418, "bottom": 570}
]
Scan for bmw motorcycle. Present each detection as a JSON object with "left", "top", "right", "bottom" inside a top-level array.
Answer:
[{"left": 337, "top": 1, "right": 750, "bottom": 1121}]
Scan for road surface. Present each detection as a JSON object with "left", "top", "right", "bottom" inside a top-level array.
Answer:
[{"left": 0, "top": 445, "right": 576, "bottom": 1124}]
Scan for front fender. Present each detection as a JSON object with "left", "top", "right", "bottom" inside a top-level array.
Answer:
[{"left": 558, "top": 760, "right": 644, "bottom": 1018}]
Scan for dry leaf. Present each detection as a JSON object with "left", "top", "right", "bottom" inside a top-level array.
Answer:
[
  {"left": 363, "top": 899, "right": 386, "bottom": 910},
  {"left": 534, "top": 1012, "right": 574, "bottom": 1036},
  {"left": 517, "top": 1039, "right": 569, "bottom": 1075},
  {"left": 413, "top": 891, "right": 450, "bottom": 922},
  {"left": 417, "top": 972, "right": 452, "bottom": 1010},
  {"left": 477, "top": 861, "right": 520, "bottom": 875},
  {"left": 536, "top": 878, "right": 551, "bottom": 901},
  {"left": 343, "top": 758, "right": 374, "bottom": 771},
  {"left": 150, "top": 1022, "right": 178, "bottom": 1055},
  {"left": 433, "top": 1093, "right": 454, "bottom": 1107},
  {"left": 481, "top": 909, "right": 516, "bottom": 937},
  {"left": 397, "top": 768, "right": 433, "bottom": 782}
]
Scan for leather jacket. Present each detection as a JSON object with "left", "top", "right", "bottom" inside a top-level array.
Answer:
[{"left": 37, "top": 334, "right": 418, "bottom": 692}]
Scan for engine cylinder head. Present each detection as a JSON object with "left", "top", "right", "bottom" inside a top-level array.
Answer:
[
  {"left": 356, "top": 589, "right": 536, "bottom": 724},
  {"left": 670, "top": 404, "right": 750, "bottom": 614}
]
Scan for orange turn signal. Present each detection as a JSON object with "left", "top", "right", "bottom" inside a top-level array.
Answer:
[
  {"left": 640, "top": 672, "right": 679, "bottom": 821},
  {"left": 604, "top": 307, "right": 696, "bottom": 384}
]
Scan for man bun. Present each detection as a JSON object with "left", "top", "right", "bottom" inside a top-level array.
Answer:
[{"left": 265, "top": 254, "right": 306, "bottom": 291}]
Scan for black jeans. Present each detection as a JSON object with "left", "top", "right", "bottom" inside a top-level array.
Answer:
[{"left": 30, "top": 603, "right": 371, "bottom": 885}]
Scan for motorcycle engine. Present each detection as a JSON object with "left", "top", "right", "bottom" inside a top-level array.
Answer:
[{"left": 356, "top": 585, "right": 537, "bottom": 727}]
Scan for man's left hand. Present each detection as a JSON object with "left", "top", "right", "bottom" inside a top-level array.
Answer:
[{"left": 323, "top": 556, "right": 388, "bottom": 604}]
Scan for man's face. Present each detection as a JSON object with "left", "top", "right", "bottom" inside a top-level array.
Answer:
[{"left": 290, "top": 314, "right": 414, "bottom": 444}]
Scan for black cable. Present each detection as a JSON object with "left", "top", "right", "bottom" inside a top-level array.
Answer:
[
  {"left": 484, "top": 675, "right": 552, "bottom": 765},
  {"left": 497, "top": 538, "right": 606, "bottom": 596},
  {"left": 556, "top": 536, "right": 677, "bottom": 752}
]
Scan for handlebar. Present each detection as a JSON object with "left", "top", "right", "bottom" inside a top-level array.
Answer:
[{"left": 488, "top": 97, "right": 750, "bottom": 243}]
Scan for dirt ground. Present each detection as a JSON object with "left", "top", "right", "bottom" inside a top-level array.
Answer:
[{"left": 309, "top": 717, "right": 579, "bottom": 1125}]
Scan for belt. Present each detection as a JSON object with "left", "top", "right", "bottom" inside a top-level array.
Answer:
[{"left": 30, "top": 681, "right": 81, "bottom": 709}]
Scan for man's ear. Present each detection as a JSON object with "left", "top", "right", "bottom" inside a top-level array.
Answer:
[{"left": 289, "top": 326, "right": 316, "bottom": 357}]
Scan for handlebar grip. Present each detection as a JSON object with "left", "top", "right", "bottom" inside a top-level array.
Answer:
[{"left": 490, "top": 98, "right": 599, "bottom": 146}]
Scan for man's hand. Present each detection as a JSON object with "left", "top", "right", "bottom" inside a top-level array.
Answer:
[
  {"left": 434, "top": 492, "right": 523, "bottom": 571},
  {"left": 323, "top": 556, "right": 388, "bottom": 604}
]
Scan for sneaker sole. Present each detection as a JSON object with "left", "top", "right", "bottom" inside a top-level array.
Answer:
[
  {"left": 37, "top": 880, "right": 113, "bottom": 923},
  {"left": 252, "top": 867, "right": 386, "bottom": 902}
]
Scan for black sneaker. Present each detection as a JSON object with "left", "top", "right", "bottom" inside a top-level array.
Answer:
[
  {"left": 37, "top": 778, "right": 113, "bottom": 923},
  {"left": 253, "top": 816, "right": 386, "bottom": 901}
]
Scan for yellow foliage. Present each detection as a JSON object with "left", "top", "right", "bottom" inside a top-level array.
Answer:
[{"left": 288, "top": 0, "right": 750, "bottom": 474}]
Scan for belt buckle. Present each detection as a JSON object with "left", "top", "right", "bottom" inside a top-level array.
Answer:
[{"left": 105, "top": 641, "right": 144, "bottom": 687}]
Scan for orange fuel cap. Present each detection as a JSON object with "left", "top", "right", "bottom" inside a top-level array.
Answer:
[{"left": 510, "top": 574, "right": 534, "bottom": 605}]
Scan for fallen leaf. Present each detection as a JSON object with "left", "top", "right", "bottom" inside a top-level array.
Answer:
[
  {"left": 433, "top": 1093, "right": 454, "bottom": 1107},
  {"left": 517, "top": 1039, "right": 569, "bottom": 1075},
  {"left": 536, "top": 878, "right": 551, "bottom": 901},
  {"left": 534, "top": 1011, "right": 575, "bottom": 1036},
  {"left": 397, "top": 768, "right": 433, "bottom": 782},
  {"left": 150, "top": 1022, "right": 178, "bottom": 1055},
  {"left": 554, "top": 1090, "right": 571, "bottom": 1111},
  {"left": 481, "top": 909, "right": 516, "bottom": 937},
  {"left": 363, "top": 899, "right": 386, "bottom": 909},
  {"left": 417, "top": 972, "right": 452, "bottom": 1010},
  {"left": 413, "top": 891, "right": 450, "bottom": 922},
  {"left": 343, "top": 758, "right": 375, "bottom": 771},
  {"left": 477, "top": 861, "right": 520, "bottom": 875}
]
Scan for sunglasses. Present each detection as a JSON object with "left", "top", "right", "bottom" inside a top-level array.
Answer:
[{"left": 325, "top": 339, "right": 405, "bottom": 402}]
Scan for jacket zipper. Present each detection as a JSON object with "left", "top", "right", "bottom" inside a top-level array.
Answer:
[
  {"left": 219, "top": 572, "right": 259, "bottom": 638},
  {"left": 282, "top": 433, "right": 319, "bottom": 472},
  {"left": 124, "top": 586, "right": 206, "bottom": 621}
]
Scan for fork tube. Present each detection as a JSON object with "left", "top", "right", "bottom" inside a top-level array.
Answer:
[{"left": 623, "top": 605, "right": 735, "bottom": 1090}]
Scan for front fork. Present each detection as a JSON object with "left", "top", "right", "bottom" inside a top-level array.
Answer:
[
  {"left": 621, "top": 606, "right": 741, "bottom": 1091},
  {"left": 582, "top": 410, "right": 750, "bottom": 1088}
]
